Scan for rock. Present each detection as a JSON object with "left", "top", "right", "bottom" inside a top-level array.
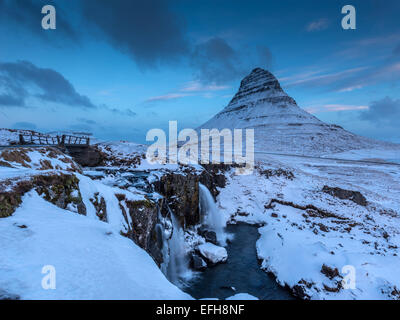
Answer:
[
  {"left": 116, "top": 194, "right": 162, "bottom": 265},
  {"left": 203, "top": 231, "right": 218, "bottom": 245},
  {"left": 260, "top": 168, "right": 294, "bottom": 180},
  {"left": 322, "top": 185, "right": 367, "bottom": 206},
  {"left": 199, "top": 163, "right": 229, "bottom": 198},
  {"left": 198, "top": 227, "right": 218, "bottom": 245},
  {"left": 64, "top": 145, "right": 104, "bottom": 167},
  {"left": 154, "top": 171, "right": 200, "bottom": 227},
  {"left": 191, "top": 254, "right": 207, "bottom": 271},
  {"left": 198, "top": 243, "right": 228, "bottom": 264},
  {"left": 321, "top": 264, "right": 339, "bottom": 280},
  {"left": 0, "top": 173, "right": 86, "bottom": 218}
]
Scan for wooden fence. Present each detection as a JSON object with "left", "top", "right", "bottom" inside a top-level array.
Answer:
[{"left": 19, "top": 133, "right": 90, "bottom": 146}]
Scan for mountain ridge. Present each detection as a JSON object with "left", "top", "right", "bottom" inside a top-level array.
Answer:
[{"left": 199, "top": 68, "right": 399, "bottom": 156}]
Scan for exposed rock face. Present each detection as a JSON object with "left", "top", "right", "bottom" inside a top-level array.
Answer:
[
  {"left": 64, "top": 145, "right": 104, "bottom": 167},
  {"left": 199, "top": 68, "right": 398, "bottom": 155},
  {"left": 322, "top": 186, "right": 367, "bottom": 206},
  {"left": 153, "top": 166, "right": 228, "bottom": 227},
  {"left": 116, "top": 193, "right": 164, "bottom": 266},
  {"left": 96, "top": 142, "right": 145, "bottom": 168},
  {"left": 191, "top": 253, "right": 207, "bottom": 270},
  {"left": 0, "top": 173, "right": 86, "bottom": 218},
  {"left": 154, "top": 171, "right": 200, "bottom": 227},
  {"left": 259, "top": 168, "right": 295, "bottom": 180},
  {"left": 198, "top": 226, "right": 218, "bottom": 245},
  {"left": 321, "top": 264, "right": 340, "bottom": 280},
  {"left": 199, "top": 164, "right": 228, "bottom": 199},
  {"left": 90, "top": 193, "right": 107, "bottom": 221}
]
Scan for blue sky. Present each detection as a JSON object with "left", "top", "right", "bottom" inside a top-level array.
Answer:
[{"left": 0, "top": 0, "right": 399, "bottom": 143}]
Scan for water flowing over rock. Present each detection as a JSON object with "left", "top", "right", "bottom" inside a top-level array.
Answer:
[
  {"left": 166, "top": 210, "right": 191, "bottom": 286},
  {"left": 199, "top": 183, "right": 227, "bottom": 245}
]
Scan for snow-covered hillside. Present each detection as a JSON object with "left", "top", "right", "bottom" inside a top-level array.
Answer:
[
  {"left": 199, "top": 68, "right": 399, "bottom": 156},
  {"left": 0, "top": 128, "right": 34, "bottom": 145},
  {"left": 216, "top": 153, "right": 400, "bottom": 299},
  {"left": 0, "top": 146, "right": 193, "bottom": 300},
  {"left": 0, "top": 191, "right": 191, "bottom": 300}
]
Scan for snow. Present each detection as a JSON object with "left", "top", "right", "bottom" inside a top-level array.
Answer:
[
  {"left": 0, "top": 128, "right": 20, "bottom": 145},
  {"left": 226, "top": 293, "right": 259, "bottom": 300},
  {"left": 0, "top": 147, "right": 78, "bottom": 171},
  {"left": 0, "top": 191, "right": 192, "bottom": 300},
  {"left": 324, "top": 148, "right": 400, "bottom": 164},
  {"left": 217, "top": 150, "right": 400, "bottom": 299},
  {"left": 199, "top": 68, "right": 400, "bottom": 156},
  {"left": 197, "top": 243, "right": 228, "bottom": 264},
  {"left": 77, "top": 173, "right": 144, "bottom": 228}
]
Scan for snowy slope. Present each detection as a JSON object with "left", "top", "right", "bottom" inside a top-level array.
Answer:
[
  {"left": 199, "top": 68, "right": 399, "bottom": 156},
  {"left": 0, "top": 191, "right": 191, "bottom": 300},
  {"left": 0, "top": 128, "right": 31, "bottom": 145},
  {"left": 216, "top": 154, "right": 400, "bottom": 299}
]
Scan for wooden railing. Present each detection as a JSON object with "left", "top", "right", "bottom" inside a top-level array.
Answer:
[{"left": 19, "top": 133, "right": 90, "bottom": 146}]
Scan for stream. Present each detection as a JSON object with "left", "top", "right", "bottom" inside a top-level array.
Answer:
[
  {"left": 184, "top": 223, "right": 294, "bottom": 300},
  {"left": 85, "top": 168, "right": 294, "bottom": 300}
]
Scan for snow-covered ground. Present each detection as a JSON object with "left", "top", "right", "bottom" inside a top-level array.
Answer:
[
  {"left": 217, "top": 149, "right": 400, "bottom": 299},
  {"left": 0, "top": 146, "right": 193, "bottom": 300},
  {"left": 0, "top": 192, "right": 191, "bottom": 300},
  {"left": 1, "top": 129, "right": 399, "bottom": 300}
]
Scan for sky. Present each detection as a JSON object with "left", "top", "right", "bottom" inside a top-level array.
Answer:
[{"left": 0, "top": 0, "right": 400, "bottom": 144}]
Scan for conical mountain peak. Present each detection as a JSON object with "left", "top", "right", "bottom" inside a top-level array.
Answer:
[
  {"left": 228, "top": 68, "right": 292, "bottom": 107},
  {"left": 198, "top": 67, "right": 390, "bottom": 155}
]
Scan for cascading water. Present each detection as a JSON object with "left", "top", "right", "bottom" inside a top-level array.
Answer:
[
  {"left": 164, "top": 208, "right": 191, "bottom": 286},
  {"left": 199, "top": 183, "right": 227, "bottom": 245}
]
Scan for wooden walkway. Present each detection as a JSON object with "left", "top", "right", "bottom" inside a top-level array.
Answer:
[{"left": 16, "top": 133, "right": 90, "bottom": 147}]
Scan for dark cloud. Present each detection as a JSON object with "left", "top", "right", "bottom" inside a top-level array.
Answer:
[
  {"left": 12, "top": 121, "right": 37, "bottom": 130},
  {"left": 81, "top": 0, "right": 189, "bottom": 68},
  {"left": 191, "top": 37, "right": 241, "bottom": 84},
  {"left": 360, "top": 97, "right": 400, "bottom": 124},
  {"left": 0, "top": 60, "right": 96, "bottom": 109},
  {"left": 190, "top": 37, "right": 273, "bottom": 84},
  {"left": 0, "top": 0, "right": 78, "bottom": 41}
]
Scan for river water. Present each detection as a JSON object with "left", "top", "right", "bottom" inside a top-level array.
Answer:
[
  {"left": 184, "top": 223, "right": 294, "bottom": 300},
  {"left": 86, "top": 169, "right": 294, "bottom": 300}
]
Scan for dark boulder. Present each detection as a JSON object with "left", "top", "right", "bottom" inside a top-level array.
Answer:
[
  {"left": 198, "top": 227, "right": 218, "bottom": 245},
  {"left": 321, "top": 264, "right": 339, "bottom": 280},
  {"left": 322, "top": 186, "right": 367, "bottom": 206},
  {"left": 191, "top": 253, "right": 207, "bottom": 271}
]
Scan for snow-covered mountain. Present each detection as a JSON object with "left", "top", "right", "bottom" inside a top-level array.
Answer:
[{"left": 199, "top": 68, "right": 398, "bottom": 156}]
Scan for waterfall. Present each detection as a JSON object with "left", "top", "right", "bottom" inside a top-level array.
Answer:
[
  {"left": 166, "top": 208, "right": 191, "bottom": 286},
  {"left": 199, "top": 183, "right": 227, "bottom": 245}
]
